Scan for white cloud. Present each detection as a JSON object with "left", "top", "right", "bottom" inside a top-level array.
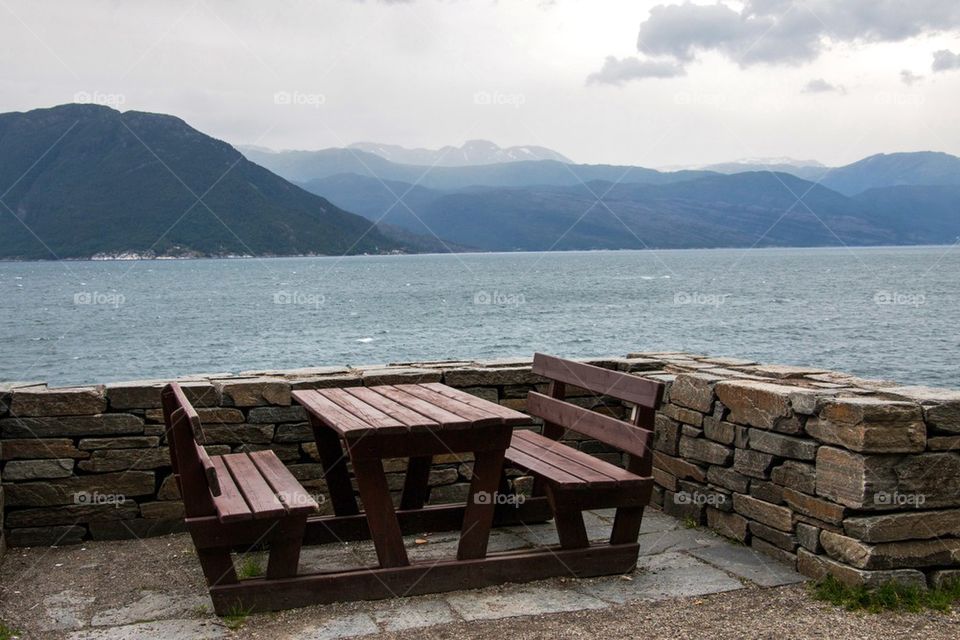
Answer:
[
  {"left": 802, "top": 78, "right": 845, "bottom": 94},
  {"left": 586, "top": 56, "right": 686, "bottom": 85},
  {"left": 901, "top": 69, "right": 924, "bottom": 85},
  {"left": 932, "top": 49, "right": 960, "bottom": 72}
]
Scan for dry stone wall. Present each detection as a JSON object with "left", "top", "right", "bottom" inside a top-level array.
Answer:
[{"left": 2, "top": 353, "right": 958, "bottom": 588}]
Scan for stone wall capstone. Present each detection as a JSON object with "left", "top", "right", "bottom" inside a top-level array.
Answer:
[{"left": 1, "top": 353, "right": 959, "bottom": 588}]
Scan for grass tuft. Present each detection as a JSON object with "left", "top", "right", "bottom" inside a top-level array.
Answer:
[
  {"left": 0, "top": 621, "right": 20, "bottom": 640},
  {"left": 221, "top": 604, "right": 254, "bottom": 630},
  {"left": 236, "top": 555, "right": 265, "bottom": 579},
  {"left": 812, "top": 575, "right": 960, "bottom": 613}
]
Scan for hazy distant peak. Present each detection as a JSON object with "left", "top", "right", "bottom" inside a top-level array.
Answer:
[{"left": 345, "top": 140, "right": 572, "bottom": 167}]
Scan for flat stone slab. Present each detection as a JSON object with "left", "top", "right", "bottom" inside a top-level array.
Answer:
[
  {"left": 300, "top": 613, "right": 380, "bottom": 640},
  {"left": 90, "top": 590, "right": 211, "bottom": 626},
  {"left": 688, "top": 544, "right": 806, "bottom": 587},
  {"left": 370, "top": 599, "right": 457, "bottom": 632},
  {"left": 68, "top": 619, "right": 227, "bottom": 639},
  {"left": 446, "top": 584, "right": 607, "bottom": 621},
  {"left": 575, "top": 551, "right": 745, "bottom": 604},
  {"left": 637, "top": 526, "right": 726, "bottom": 556}
]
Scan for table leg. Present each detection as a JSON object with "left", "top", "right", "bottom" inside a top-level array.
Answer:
[
  {"left": 310, "top": 418, "right": 359, "bottom": 516},
  {"left": 457, "top": 448, "right": 506, "bottom": 560},
  {"left": 353, "top": 458, "right": 409, "bottom": 568},
  {"left": 400, "top": 455, "right": 432, "bottom": 510}
]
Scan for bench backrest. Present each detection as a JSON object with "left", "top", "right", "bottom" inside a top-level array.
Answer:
[
  {"left": 529, "top": 353, "right": 664, "bottom": 475},
  {"left": 161, "top": 383, "right": 222, "bottom": 517}
]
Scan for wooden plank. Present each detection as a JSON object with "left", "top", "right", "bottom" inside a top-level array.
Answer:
[
  {"left": 248, "top": 450, "right": 319, "bottom": 515},
  {"left": 309, "top": 418, "right": 359, "bottom": 516},
  {"left": 209, "top": 456, "right": 253, "bottom": 523},
  {"left": 510, "top": 431, "right": 625, "bottom": 487},
  {"left": 420, "top": 383, "right": 530, "bottom": 425},
  {"left": 221, "top": 453, "right": 287, "bottom": 519},
  {"left": 343, "top": 386, "right": 440, "bottom": 431},
  {"left": 532, "top": 353, "right": 663, "bottom": 408},
  {"left": 208, "top": 543, "right": 641, "bottom": 614},
  {"left": 196, "top": 444, "right": 222, "bottom": 496},
  {"left": 526, "top": 392, "right": 653, "bottom": 459},
  {"left": 396, "top": 384, "right": 501, "bottom": 426},
  {"left": 352, "top": 458, "right": 409, "bottom": 568},
  {"left": 368, "top": 385, "right": 472, "bottom": 428},
  {"left": 318, "top": 389, "right": 408, "bottom": 434},
  {"left": 609, "top": 507, "right": 646, "bottom": 545},
  {"left": 399, "top": 455, "right": 432, "bottom": 510},
  {"left": 513, "top": 430, "right": 639, "bottom": 484},
  {"left": 293, "top": 390, "right": 374, "bottom": 437},
  {"left": 504, "top": 444, "right": 587, "bottom": 489},
  {"left": 457, "top": 448, "right": 506, "bottom": 560},
  {"left": 266, "top": 514, "right": 307, "bottom": 579}
]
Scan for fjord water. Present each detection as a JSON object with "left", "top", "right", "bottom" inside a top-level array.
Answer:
[{"left": 0, "top": 246, "right": 957, "bottom": 387}]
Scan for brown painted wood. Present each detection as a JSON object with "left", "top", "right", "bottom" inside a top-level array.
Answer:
[
  {"left": 266, "top": 515, "right": 307, "bottom": 579},
  {"left": 368, "top": 385, "right": 472, "bottom": 429},
  {"left": 504, "top": 444, "right": 588, "bottom": 489},
  {"left": 399, "top": 455, "right": 432, "bottom": 510},
  {"left": 318, "top": 388, "right": 409, "bottom": 434},
  {"left": 420, "top": 383, "right": 530, "bottom": 425},
  {"left": 532, "top": 353, "right": 664, "bottom": 408},
  {"left": 221, "top": 453, "right": 287, "bottom": 519},
  {"left": 344, "top": 424, "right": 512, "bottom": 461},
  {"left": 248, "top": 449, "right": 319, "bottom": 515},
  {"left": 552, "top": 509, "right": 589, "bottom": 549},
  {"left": 526, "top": 392, "right": 653, "bottom": 459},
  {"left": 457, "top": 448, "right": 506, "bottom": 560},
  {"left": 342, "top": 386, "right": 439, "bottom": 430},
  {"left": 292, "top": 389, "right": 374, "bottom": 437},
  {"left": 308, "top": 415, "right": 359, "bottom": 516},
  {"left": 396, "top": 384, "right": 501, "bottom": 426},
  {"left": 196, "top": 547, "right": 239, "bottom": 587},
  {"left": 209, "top": 456, "right": 253, "bottom": 523},
  {"left": 510, "top": 431, "right": 624, "bottom": 487},
  {"left": 352, "top": 458, "right": 409, "bottom": 568},
  {"left": 609, "top": 507, "right": 645, "bottom": 545},
  {"left": 209, "top": 543, "right": 640, "bottom": 614}
]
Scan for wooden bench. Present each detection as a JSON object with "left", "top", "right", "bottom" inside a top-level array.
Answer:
[
  {"left": 161, "top": 383, "right": 319, "bottom": 589},
  {"left": 505, "top": 353, "right": 664, "bottom": 553}
]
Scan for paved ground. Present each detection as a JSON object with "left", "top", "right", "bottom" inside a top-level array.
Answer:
[{"left": 2, "top": 508, "right": 952, "bottom": 640}]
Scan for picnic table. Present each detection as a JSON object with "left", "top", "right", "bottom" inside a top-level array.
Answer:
[{"left": 167, "top": 355, "right": 662, "bottom": 614}]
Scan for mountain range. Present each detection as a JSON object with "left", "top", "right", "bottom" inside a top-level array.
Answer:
[{"left": 0, "top": 103, "right": 958, "bottom": 259}]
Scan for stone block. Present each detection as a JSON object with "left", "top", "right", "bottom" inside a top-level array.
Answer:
[
  {"left": 289, "top": 374, "right": 362, "bottom": 390},
  {"left": 78, "top": 436, "right": 159, "bottom": 450},
  {"left": 274, "top": 422, "right": 313, "bottom": 442},
  {"left": 679, "top": 436, "right": 733, "bottom": 466},
  {"left": 216, "top": 377, "right": 290, "bottom": 407},
  {"left": 199, "top": 424, "right": 275, "bottom": 444},
  {"left": 5, "top": 471, "right": 155, "bottom": 507},
  {"left": 883, "top": 385, "right": 960, "bottom": 433},
  {"left": 748, "top": 429, "right": 818, "bottom": 460},
  {"left": 797, "top": 548, "right": 926, "bottom": 588},
  {"left": 750, "top": 537, "right": 797, "bottom": 567},
  {"left": 749, "top": 480, "right": 784, "bottom": 505},
  {"left": 653, "top": 414, "right": 681, "bottom": 455},
  {"left": 195, "top": 408, "right": 245, "bottom": 424},
  {"left": 715, "top": 380, "right": 804, "bottom": 433},
  {"left": 5, "top": 502, "right": 139, "bottom": 527},
  {"left": 1, "top": 438, "right": 89, "bottom": 460},
  {"left": 443, "top": 366, "right": 544, "bottom": 387},
  {"left": 795, "top": 522, "right": 822, "bottom": 553},
  {"left": 928, "top": 435, "right": 960, "bottom": 451},
  {"left": 10, "top": 386, "right": 106, "bottom": 417},
  {"left": 3, "top": 458, "right": 74, "bottom": 480},
  {"left": 7, "top": 525, "right": 86, "bottom": 546},
  {"left": 749, "top": 521, "right": 797, "bottom": 551},
  {"left": 733, "top": 448, "right": 774, "bottom": 478},
  {"left": 653, "top": 451, "right": 706, "bottom": 483},
  {"left": 732, "top": 494, "right": 793, "bottom": 531},
  {"left": 653, "top": 467, "right": 678, "bottom": 492},
  {"left": 703, "top": 418, "right": 735, "bottom": 445},
  {"left": 807, "top": 397, "right": 926, "bottom": 453},
  {"left": 782, "top": 487, "right": 845, "bottom": 525},
  {"left": 815, "top": 446, "right": 960, "bottom": 509},
  {"left": 707, "top": 507, "right": 749, "bottom": 542},
  {"left": 770, "top": 461, "right": 816, "bottom": 495},
  {"left": 459, "top": 386, "right": 499, "bottom": 402},
  {"left": 842, "top": 509, "right": 960, "bottom": 543},
  {"left": 177, "top": 380, "right": 221, "bottom": 407},
  {"left": 929, "top": 569, "right": 960, "bottom": 589},
  {"left": 662, "top": 403, "right": 703, "bottom": 427},
  {"left": 361, "top": 367, "right": 442, "bottom": 386},
  {"left": 77, "top": 448, "right": 170, "bottom": 472},
  {"left": 246, "top": 405, "right": 308, "bottom": 423},
  {"left": 670, "top": 373, "right": 720, "bottom": 413},
  {"left": 1, "top": 413, "right": 143, "bottom": 438},
  {"left": 662, "top": 490, "right": 705, "bottom": 524},
  {"left": 105, "top": 382, "right": 164, "bottom": 409},
  {"left": 706, "top": 465, "right": 750, "bottom": 493},
  {"left": 820, "top": 530, "right": 960, "bottom": 570},
  {"left": 139, "top": 501, "right": 186, "bottom": 520}
]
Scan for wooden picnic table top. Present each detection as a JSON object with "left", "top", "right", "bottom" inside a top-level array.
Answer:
[{"left": 292, "top": 382, "right": 530, "bottom": 439}]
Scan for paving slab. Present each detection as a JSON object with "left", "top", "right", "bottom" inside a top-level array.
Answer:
[
  {"left": 445, "top": 584, "right": 607, "bottom": 621},
  {"left": 90, "top": 590, "right": 211, "bottom": 626},
  {"left": 300, "top": 613, "right": 380, "bottom": 640},
  {"left": 688, "top": 544, "right": 806, "bottom": 587},
  {"left": 39, "top": 590, "right": 95, "bottom": 631},
  {"left": 637, "top": 526, "right": 726, "bottom": 556},
  {"left": 67, "top": 618, "right": 228, "bottom": 639},
  {"left": 575, "top": 552, "right": 746, "bottom": 604},
  {"left": 370, "top": 599, "right": 459, "bottom": 632}
]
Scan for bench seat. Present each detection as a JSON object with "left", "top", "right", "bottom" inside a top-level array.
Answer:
[
  {"left": 210, "top": 450, "right": 319, "bottom": 524},
  {"left": 506, "top": 430, "right": 650, "bottom": 492}
]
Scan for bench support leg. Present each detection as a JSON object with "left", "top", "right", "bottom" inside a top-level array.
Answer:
[
  {"left": 267, "top": 515, "right": 307, "bottom": 579},
  {"left": 312, "top": 419, "right": 359, "bottom": 516},
  {"left": 457, "top": 448, "right": 506, "bottom": 560},
  {"left": 197, "top": 547, "right": 238, "bottom": 587},
  {"left": 400, "top": 455, "right": 432, "bottom": 510},
  {"left": 553, "top": 508, "right": 589, "bottom": 549},
  {"left": 610, "top": 506, "right": 645, "bottom": 545},
  {"left": 354, "top": 458, "right": 409, "bottom": 568}
]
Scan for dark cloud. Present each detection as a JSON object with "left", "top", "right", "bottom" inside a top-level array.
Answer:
[
  {"left": 586, "top": 56, "right": 686, "bottom": 85},
  {"left": 802, "top": 78, "right": 845, "bottom": 94},
  {"left": 932, "top": 49, "right": 960, "bottom": 72},
  {"left": 592, "top": 0, "right": 960, "bottom": 84}
]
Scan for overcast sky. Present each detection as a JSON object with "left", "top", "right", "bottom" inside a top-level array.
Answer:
[{"left": 1, "top": 0, "right": 959, "bottom": 167}]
